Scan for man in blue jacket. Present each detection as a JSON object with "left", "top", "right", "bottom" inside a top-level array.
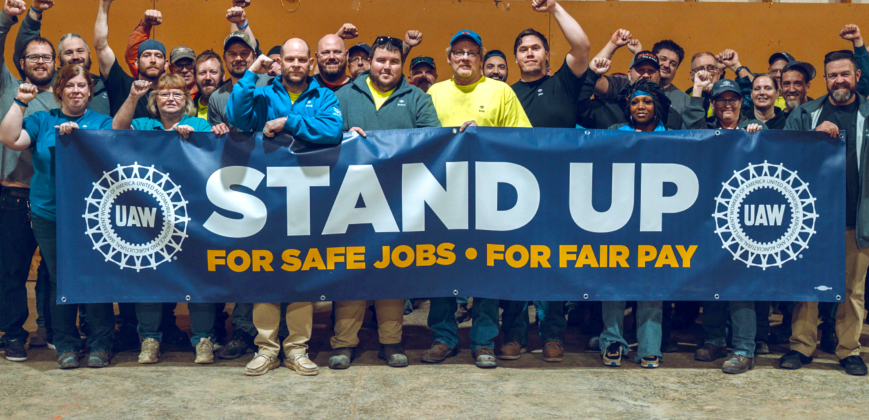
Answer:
[
  {"left": 328, "top": 35, "right": 440, "bottom": 370},
  {"left": 227, "top": 38, "right": 342, "bottom": 377},
  {"left": 227, "top": 38, "right": 342, "bottom": 144}
]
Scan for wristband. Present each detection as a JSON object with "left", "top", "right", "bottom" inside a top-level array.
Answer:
[
  {"left": 735, "top": 66, "right": 751, "bottom": 76},
  {"left": 237, "top": 19, "right": 249, "bottom": 30},
  {"left": 14, "top": 99, "right": 28, "bottom": 108},
  {"left": 30, "top": 5, "right": 42, "bottom": 14}
]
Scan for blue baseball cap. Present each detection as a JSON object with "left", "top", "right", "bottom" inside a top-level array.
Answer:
[
  {"left": 138, "top": 39, "right": 166, "bottom": 59},
  {"left": 450, "top": 30, "right": 482, "bottom": 47}
]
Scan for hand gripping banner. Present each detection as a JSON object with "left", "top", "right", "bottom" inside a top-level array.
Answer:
[{"left": 55, "top": 127, "right": 845, "bottom": 304}]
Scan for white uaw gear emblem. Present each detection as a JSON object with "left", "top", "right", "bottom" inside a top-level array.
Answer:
[
  {"left": 713, "top": 161, "right": 817, "bottom": 270},
  {"left": 83, "top": 163, "right": 189, "bottom": 271}
]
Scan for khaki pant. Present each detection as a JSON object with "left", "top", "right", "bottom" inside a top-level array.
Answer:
[
  {"left": 791, "top": 228, "right": 868, "bottom": 360},
  {"left": 252, "top": 302, "right": 312, "bottom": 358},
  {"left": 330, "top": 299, "right": 404, "bottom": 349}
]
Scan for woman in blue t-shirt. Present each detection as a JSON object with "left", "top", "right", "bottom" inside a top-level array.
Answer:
[
  {"left": 113, "top": 73, "right": 219, "bottom": 365},
  {"left": 0, "top": 64, "right": 116, "bottom": 369}
]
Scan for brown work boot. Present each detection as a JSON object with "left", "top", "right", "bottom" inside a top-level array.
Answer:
[
  {"left": 722, "top": 354, "right": 755, "bottom": 374},
  {"left": 473, "top": 347, "right": 497, "bottom": 368},
  {"left": 542, "top": 341, "right": 564, "bottom": 362},
  {"left": 498, "top": 340, "right": 525, "bottom": 360},
  {"left": 421, "top": 342, "right": 457, "bottom": 363},
  {"left": 694, "top": 343, "right": 727, "bottom": 362}
]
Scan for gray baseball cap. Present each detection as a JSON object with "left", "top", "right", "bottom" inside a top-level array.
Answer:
[
  {"left": 223, "top": 31, "right": 256, "bottom": 52},
  {"left": 170, "top": 46, "right": 195, "bottom": 64},
  {"left": 711, "top": 79, "right": 741, "bottom": 99}
]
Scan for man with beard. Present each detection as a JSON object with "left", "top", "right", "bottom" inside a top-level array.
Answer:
[
  {"left": 94, "top": 0, "right": 166, "bottom": 118},
  {"left": 193, "top": 50, "right": 223, "bottom": 120},
  {"left": 423, "top": 29, "right": 530, "bottom": 370},
  {"left": 314, "top": 34, "right": 351, "bottom": 91},
  {"left": 651, "top": 39, "right": 688, "bottom": 114},
  {"left": 781, "top": 49, "right": 869, "bottom": 376},
  {"left": 408, "top": 56, "right": 437, "bottom": 92},
  {"left": 483, "top": 50, "right": 508, "bottom": 82},
  {"left": 329, "top": 36, "right": 440, "bottom": 370},
  {"left": 499, "top": 0, "right": 589, "bottom": 364},
  {"left": 0, "top": 0, "right": 59, "bottom": 362},
  {"left": 781, "top": 61, "right": 815, "bottom": 112},
  {"left": 227, "top": 38, "right": 342, "bottom": 376}
]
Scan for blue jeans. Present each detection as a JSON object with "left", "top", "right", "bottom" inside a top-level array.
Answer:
[
  {"left": 136, "top": 302, "right": 216, "bottom": 346},
  {"left": 703, "top": 301, "right": 756, "bottom": 357},
  {"left": 231, "top": 302, "right": 256, "bottom": 335},
  {"left": 501, "top": 300, "right": 566, "bottom": 345},
  {"left": 31, "top": 214, "right": 114, "bottom": 354},
  {"left": 428, "top": 297, "right": 498, "bottom": 351},
  {"left": 600, "top": 301, "right": 663, "bottom": 361}
]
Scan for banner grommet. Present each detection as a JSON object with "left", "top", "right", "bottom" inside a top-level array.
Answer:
[
  {"left": 583, "top": 294, "right": 589, "bottom": 300},
  {"left": 320, "top": 295, "right": 326, "bottom": 301},
  {"left": 185, "top": 295, "right": 191, "bottom": 301},
  {"left": 452, "top": 290, "right": 459, "bottom": 296},
  {"left": 61, "top": 297, "right": 66, "bottom": 303},
  {"left": 836, "top": 295, "right": 842, "bottom": 301},
  {"left": 714, "top": 294, "right": 720, "bottom": 300}
]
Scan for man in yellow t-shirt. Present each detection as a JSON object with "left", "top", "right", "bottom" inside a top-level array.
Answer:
[
  {"left": 422, "top": 29, "right": 530, "bottom": 371},
  {"left": 192, "top": 51, "right": 224, "bottom": 120},
  {"left": 427, "top": 30, "right": 531, "bottom": 130}
]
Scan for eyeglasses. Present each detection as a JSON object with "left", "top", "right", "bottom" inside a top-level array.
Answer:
[
  {"left": 373, "top": 36, "right": 403, "bottom": 49},
  {"left": 158, "top": 92, "right": 185, "bottom": 100},
  {"left": 174, "top": 63, "right": 195, "bottom": 71},
  {"left": 349, "top": 57, "right": 367, "bottom": 64},
  {"left": 713, "top": 98, "right": 741, "bottom": 105},
  {"left": 25, "top": 54, "right": 53, "bottom": 63},
  {"left": 692, "top": 65, "right": 718, "bottom": 73},
  {"left": 450, "top": 50, "right": 479, "bottom": 59}
]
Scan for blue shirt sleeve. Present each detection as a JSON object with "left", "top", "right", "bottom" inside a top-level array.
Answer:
[{"left": 22, "top": 111, "right": 44, "bottom": 148}]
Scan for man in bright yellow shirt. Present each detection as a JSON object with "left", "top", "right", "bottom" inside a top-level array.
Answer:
[
  {"left": 427, "top": 30, "right": 531, "bottom": 130},
  {"left": 422, "top": 29, "right": 530, "bottom": 370},
  {"left": 193, "top": 51, "right": 224, "bottom": 120}
]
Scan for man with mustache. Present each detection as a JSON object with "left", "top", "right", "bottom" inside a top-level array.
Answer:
[
  {"left": 193, "top": 51, "right": 224, "bottom": 120},
  {"left": 10, "top": 0, "right": 110, "bottom": 115},
  {"left": 408, "top": 56, "right": 437, "bottom": 93},
  {"left": 226, "top": 38, "right": 342, "bottom": 376},
  {"left": 313, "top": 34, "right": 352, "bottom": 92},
  {"left": 782, "top": 48, "right": 869, "bottom": 376},
  {"left": 169, "top": 46, "right": 197, "bottom": 96},
  {"left": 483, "top": 50, "right": 508, "bottom": 82},
  {"left": 347, "top": 43, "right": 370, "bottom": 79},
  {"left": 500, "top": 0, "right": 589, "bottom": 364},
  {"left": 94, "top": 0, "right": 167, "bottom": 119},
  {"left": 0, "top": 0, "right": 59, "bottom": 362},
  {"left": 329, "top": 35, "right": 440, "bottom": 370}
]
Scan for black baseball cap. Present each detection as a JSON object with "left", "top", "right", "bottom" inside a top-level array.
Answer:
[
  {"left": 484, "top": 50, "right": 506, "bottom": 63},
  {"left": 267, "top": 46, "right": 281, "bottom": 56},
  {"left": 711, "top": 79, "right": 741, "bottom": 99},
  {"left": 768, "top": 52, "right": 795, "bottom": 65},
  {"left": 630, "top": 51, "right": 660, "bottom": 70},
  {"left": 410, "top": 56, "right": 436, "bottom": 70},
  {"left": 348, "top": 42, "right": 371, "bottom": 56},
  {"left": 781, "top": 60, "right": 816, "bottom": 81}
]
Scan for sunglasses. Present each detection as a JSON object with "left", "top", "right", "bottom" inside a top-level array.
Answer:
[{"left": 373, "top": 36, "right": 403, "bottom": 49}]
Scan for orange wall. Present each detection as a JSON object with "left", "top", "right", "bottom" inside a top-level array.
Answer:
[{"left": 11, "top": 0, "right": 869, "bottom": 98}]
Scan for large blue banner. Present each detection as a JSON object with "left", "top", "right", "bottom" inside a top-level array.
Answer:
[{"left": 56, "top": 128, "right": 844, "bottom": 304}]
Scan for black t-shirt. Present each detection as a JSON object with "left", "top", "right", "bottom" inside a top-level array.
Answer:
[
  {"left": 510, "top": 59, "right": 586, "bottom": 128},
  {"left": 313, "top": 74, "right": 350, "bottom": 93},
  {"left": 103, "top": 59, "right": 152, "bottom": 118},
  {"left": 764, "top": 108, "right": 788, "bottom": 130},
  {"left": 819, "top": 99, "right": 859, "bottom": 226}
]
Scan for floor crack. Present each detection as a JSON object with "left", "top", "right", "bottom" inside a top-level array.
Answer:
[{"left": 348, "top": 367, "right": 364, "bottom": 419}]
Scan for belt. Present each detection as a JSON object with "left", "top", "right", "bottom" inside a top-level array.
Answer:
[{"left": 1, "top": 186, "right": 29, "bottom": 199}]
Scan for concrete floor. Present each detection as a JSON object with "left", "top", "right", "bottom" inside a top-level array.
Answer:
[{"left": 2, "top": 284, "right": 869, "bottom": 419}]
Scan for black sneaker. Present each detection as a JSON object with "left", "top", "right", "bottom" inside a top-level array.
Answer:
[
  {"left": 4, "top": 339, "right": 27, "bottom": 362},
  {"left": 840, "top": 356, "right": 868, "bottom": 376},
  {"left": 819, "top": 323, "right": 838, "bottom": 354},
  {"left": 113, "top": 324, "right": 141, "bottom": 353},
  {"left": 779, "top": 350, "right": 812, "bottom": 369},
  {"left": 216, "top": 329, "right": 255, "bottom": 360}
]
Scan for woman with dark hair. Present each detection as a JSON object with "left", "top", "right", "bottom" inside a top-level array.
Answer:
[
  {"left": 0, "top": 64, "right": 115, "bottom": 369},
  {"left": 597, "top": 79, "right": 666, "bottom": 369},
  {"left": 751, "top": 73, "right": 788, "bottom": 130},
  {"left": 113, "top": 73, "right": 218, "bottom": 365}
]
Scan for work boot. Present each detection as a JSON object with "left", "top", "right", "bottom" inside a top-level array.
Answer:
[
  {"left": 378, "top": 343, "right": 408, "bottom": 367},
  {"left": 694, "top": 343, "right": 727, "bottom": 362},
  {"left": 542, "top": 341, "right": 564, "bottom": 363},
  {"left": 216, "top": 329, "right": 255, "bottom": 359},
  {"left": 498, "top": 340, "right": 525, "bottom": 360},
  {"left": 87, "top": 351, "right": 111, "bottom": 368},
  {"left": 840, "top": 356, "right": 868, "bottom": 376},
  {"left": 421, "top": 342, "right": 457, "bottom": 363},
  {"left": 779, "top": 350, "right": 812, "bottom": 369},
  {"left": 57, "top": 352, "right": 80, "bottom": 369},
  {"left": 328, "top": 347, "right": 355, "bottom": 369},
  {"left": 473, "top": 348, "right": 497, "bottom": 368},
  {"left": 722, "top": 354, "right": 755, "bottom": 374}
]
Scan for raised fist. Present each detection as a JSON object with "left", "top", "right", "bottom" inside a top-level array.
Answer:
[
  {"left": 693, "top": 70, "right": 713, "bottom": 92},
  {"left": 590, "top": 57, "right": 611, "bottom": 76},
  {"left": 610, "top": 29, "right": 631, "bottom": 48},
  {"left": 143, "top": 10, "right": 162, "bottom": 26},
  {"left": 248, "top": 54, "right": 274, "bottom": 75},
  {"left": 31, "top": 0, "right": 54, "bottom": 12},
  {"left": 404, "top": 30, "right": 423, "bottom": 48},
  {"left": 531, "top": 0, "right": 557, "bottom": 13},
  {"left": 717, "top": 49, "right": 741, "bottom": 71},
  {"left": 226, "top": 6, "right": 246, "bottom": 25},
  {"left": 130, "top": 80, "right": 151, "bottom": 98},
  {"left": 4, "top": 0, "right": 27, "bottom": 17},
  {"left": 16, "top": 83, "right": 37, "bottom": 104},
  {"left": 627, "top": 39, "right": 642, "bottom": 55},
  {"left": 840, "top": 24, "right": 863, "bottom": 43},
  {"left": 232, "top": 0, "right": 251, "bottom": 7},
  {"left": 336, "top": 23, "right": 358, "bottom": 40}
]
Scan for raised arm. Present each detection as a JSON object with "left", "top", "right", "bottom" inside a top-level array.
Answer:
[
  {"left": 124, "top": 10, "right": 161, "bottom": 79},
  {"left": 13, "top": 0, "right": 52, "bottom": 79},
  {"left": 112, "top": 80, "right": 151, "bottom": 130},
  {"left": 94, "top": 0, "right": 117, "bottom": 78},
  {"left": 591, "top": 29, "right": 631, "bottom": 96},
  {"left": 227, "top": 4, "right": 256, "bottom": 49},
  {"left": 840, "top": 25, "right": 869, "bottom": 97},
  {"left": 0, "top": 83, "right": 35, "bottom": 151},
  {"left": 0, "top": 0, "right": 27, "bottom": 75},
  {"left": 532, "top": 0, "right": 589, "bottom": 77},
  {"left": 403, "top": 30, "right": 422, "bottom": 60}
]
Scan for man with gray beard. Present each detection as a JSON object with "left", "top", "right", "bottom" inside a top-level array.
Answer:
[
  {"left": 782, "top": 48, "right": 869, "bottom": 376},
  {"left": 781, "top": 61, "right": 815, "bottom": 112}
]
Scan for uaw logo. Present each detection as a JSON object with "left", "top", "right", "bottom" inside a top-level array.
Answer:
[
  {"left": 83, "top": 163, "right": 189, "bottom": 271},
  {"left": 713, "top": 161, "right": 817, "bottom": 270}
]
